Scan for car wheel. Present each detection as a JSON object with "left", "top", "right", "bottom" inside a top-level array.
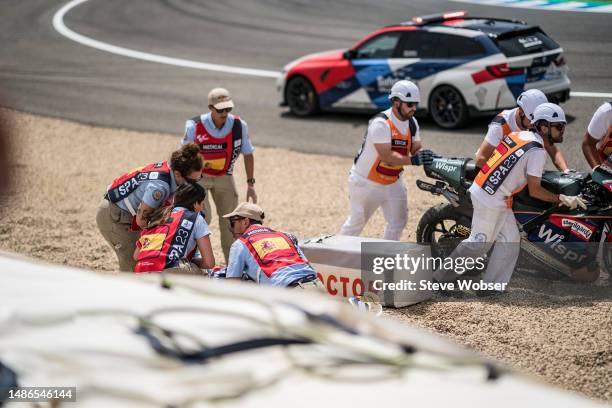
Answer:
[
  {"left": 286, "top": 76, "right": 319, "bottom": 117},
  {"left": 428, "top": 85, "right": 469, "bottom": 129}
]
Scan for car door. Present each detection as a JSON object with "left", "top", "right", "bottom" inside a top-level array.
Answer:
[{"left": 333, "top": 31, "right": 403, "bottom": 109}]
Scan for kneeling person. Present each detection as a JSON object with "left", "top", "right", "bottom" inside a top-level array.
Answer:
[
  {"left": 96, "top": 143, "right": 204, "bottom": 271},
  {"left": 223, "top": 203, "right": 324, "bottom": 291},
  {"left": 134, "top": 183, "right": 215, "bottom": 274}
]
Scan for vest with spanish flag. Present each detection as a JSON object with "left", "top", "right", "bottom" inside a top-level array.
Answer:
[
  {"left": 192, "top": 115, "right": 243, "bottom": 176},
  {"left": 134, "top": 208, "right": 199, "bottom": 273},
  {"left": 106, "top": 161, "right": 172, "bottom": 206},
  {"left": 474, "top": 131, "right": 543, "bottom": 196},
  {"left": 353, "top": 112, "right": 417, "bottom": 185},
  {"left": 238, "top": 225, "right": 308, "bottom": 279}
]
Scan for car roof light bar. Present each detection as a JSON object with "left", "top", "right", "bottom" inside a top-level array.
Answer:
[{"left": 410, "top": 10, "right": 467, "bottom": 25}]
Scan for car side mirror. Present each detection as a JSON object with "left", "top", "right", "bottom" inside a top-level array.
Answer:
[{"left": 343, "top": 49, "right": 356, "bottom": 60}]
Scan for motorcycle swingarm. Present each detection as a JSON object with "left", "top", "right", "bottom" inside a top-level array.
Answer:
[{"left": 416, "top": 180, "right": 460, "bottom": 207}]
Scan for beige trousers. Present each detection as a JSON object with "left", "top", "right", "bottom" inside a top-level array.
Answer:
[
  {"left": 96, "top": 198, "right": 140, "bottom": 271},
  {"left": 198, "top": 174, "right": 238, "bottom": 263}
]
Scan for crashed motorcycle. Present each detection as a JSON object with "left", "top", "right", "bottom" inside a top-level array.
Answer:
[{"left": 415, "top": 157, "right": 612, "bottom": 281}]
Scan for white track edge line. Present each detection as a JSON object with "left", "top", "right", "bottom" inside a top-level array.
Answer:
[
  {"left": 52, "top": 0, "right": 280, "bottom": 79},
  {"left": 52, "top": 0, "right": 612, "bottom": 98}
]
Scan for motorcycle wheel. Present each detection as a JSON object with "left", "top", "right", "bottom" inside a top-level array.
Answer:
[{"left": 416, "top": 203, "right": 471, "bottom": 258}]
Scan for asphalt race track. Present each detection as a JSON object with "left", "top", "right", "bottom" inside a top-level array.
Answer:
[{"left": 0, "top": 0, "right": 610, "bottom": 170}]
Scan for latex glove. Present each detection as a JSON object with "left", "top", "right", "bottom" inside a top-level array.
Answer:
[{"left": 559, "top": 194, "right": 587, "bottom": 210}]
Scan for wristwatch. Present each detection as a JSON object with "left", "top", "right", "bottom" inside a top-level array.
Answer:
[{"left": 247, "top": 178, "right": 256, "bottom": 185}]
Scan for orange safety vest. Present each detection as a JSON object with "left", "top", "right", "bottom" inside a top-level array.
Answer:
[
  {"left": 238, "top": 225, "right": 307, "bottom": 278},
  {"left": 354, "top": 112, "right": 416, "bottom": 185},
  {"left": 134, "top": 208, "right": 199, "bottom": 273},
  {"left": 474, "top": 132, "right": 543, "bottom": 196},
  {"left": 192, "top": 115, "right": 243, "bottom": 176},
  {"left": 490, "top": 110, "right": 513, "bottom": 137}
]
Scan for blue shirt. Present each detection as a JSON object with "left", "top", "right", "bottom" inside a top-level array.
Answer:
[
  {"left": 225, "top": 231, "right": 316, "bottom": 287},
  {"left": 116, "top": 170, "right": 178, "bottom": 214},
  {"left": 182, "top": 113, "right": 255, "bottom": 155}
]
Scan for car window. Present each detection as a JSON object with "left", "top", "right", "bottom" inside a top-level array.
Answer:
[
  {"left": 437, "top": 35, "right": 486, "bottom": 58},
  {"left": 397, "top": 31, "right": 441, "bottom": 58},
  {"left": 354, "top": 32, "right": 402, "bottom": 59},
  {"left": 495, "top": 30, "right": 560, "bottom": 57}
]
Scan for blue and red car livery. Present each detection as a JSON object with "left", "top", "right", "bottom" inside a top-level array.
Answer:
[{"left": 277, "top": 11, "right": 570, "bottom": 129}]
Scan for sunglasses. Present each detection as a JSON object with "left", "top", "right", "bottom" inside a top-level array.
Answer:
[
  {"left": 551, "top": 123, "right": 565, "bottom": 131},
  {"left": 229, "top": 217, "right": 245, "bottom": 227},
  {"left": 214, "top": 107, "right": 232, "bottom": 114},
  {"left": 401, "top": 101, "right": 418, "bottom": 108}
]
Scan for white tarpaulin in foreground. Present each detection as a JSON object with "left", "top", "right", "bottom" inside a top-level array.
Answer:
[{"left": 0, "top": 252, "right": 604, "bottom": 407}]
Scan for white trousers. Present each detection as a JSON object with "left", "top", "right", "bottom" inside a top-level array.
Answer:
[
  {"left": 339, "top": 171, "right": 407, "bottom": 241},
  {"left": 433, "top": 199, "right": 520, "bottom": 285}
]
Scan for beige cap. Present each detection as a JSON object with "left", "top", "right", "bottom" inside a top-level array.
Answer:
[
  {"left": 208, "top": 87, "right": 235, "bottom": 110},
  {"left": 223, "top": 202, "right": 265, "bottom": 222}
]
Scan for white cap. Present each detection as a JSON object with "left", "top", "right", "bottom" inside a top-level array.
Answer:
[
  {"left": 531, "top": 102, "right": 566, "bottom": 124},
  {"left": 388, "top": 80, "right": 420, "bottom": 103},
  {"left": 208, "top": 88, "right": 235, "bottom": 110},
  {"left": 517, "top": 89, "right": 547, "bottom": 121},
  {"left": 223, "top": 202, "right": 265, "bottom": 222}
]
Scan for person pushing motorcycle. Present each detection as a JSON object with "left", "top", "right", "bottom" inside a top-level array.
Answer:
[
  {"left": 582, "top": 101, "right": 611, "bottom": 170},
  {"left": 474, "top": 89, "right": 569, "bottom": 173},
  {"left": 433, "top": 103, "right": 586, "bottom": 295},
  {"left": 339, "top": 80, "right": 435, "bottom": 241}
]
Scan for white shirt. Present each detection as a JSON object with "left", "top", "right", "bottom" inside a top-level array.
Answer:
[
  {"left": 470, "top": 131, "right": 547, "bottom": 208},
  {"left": 352, "top": 108, "right": 421, "bottom": 181},
  {"left": 587, "top": 102, "right": 612, "bottom": 151},
  {"left": 484, "top": 108, "right": 521, "bottom": 147}
]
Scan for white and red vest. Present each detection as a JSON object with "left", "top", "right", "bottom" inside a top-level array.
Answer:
[
  {"left": 192, "top": 116, "right": 243, "bottom": 176},
  {"left": 134, "top": 208, "right": 199, "bottom": 273},
  {"left": 238, "top": 225, "right": 307, "bottom": 278},
  {"left": 106, "top": 161, "right": 172, "bottom": 204}
]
